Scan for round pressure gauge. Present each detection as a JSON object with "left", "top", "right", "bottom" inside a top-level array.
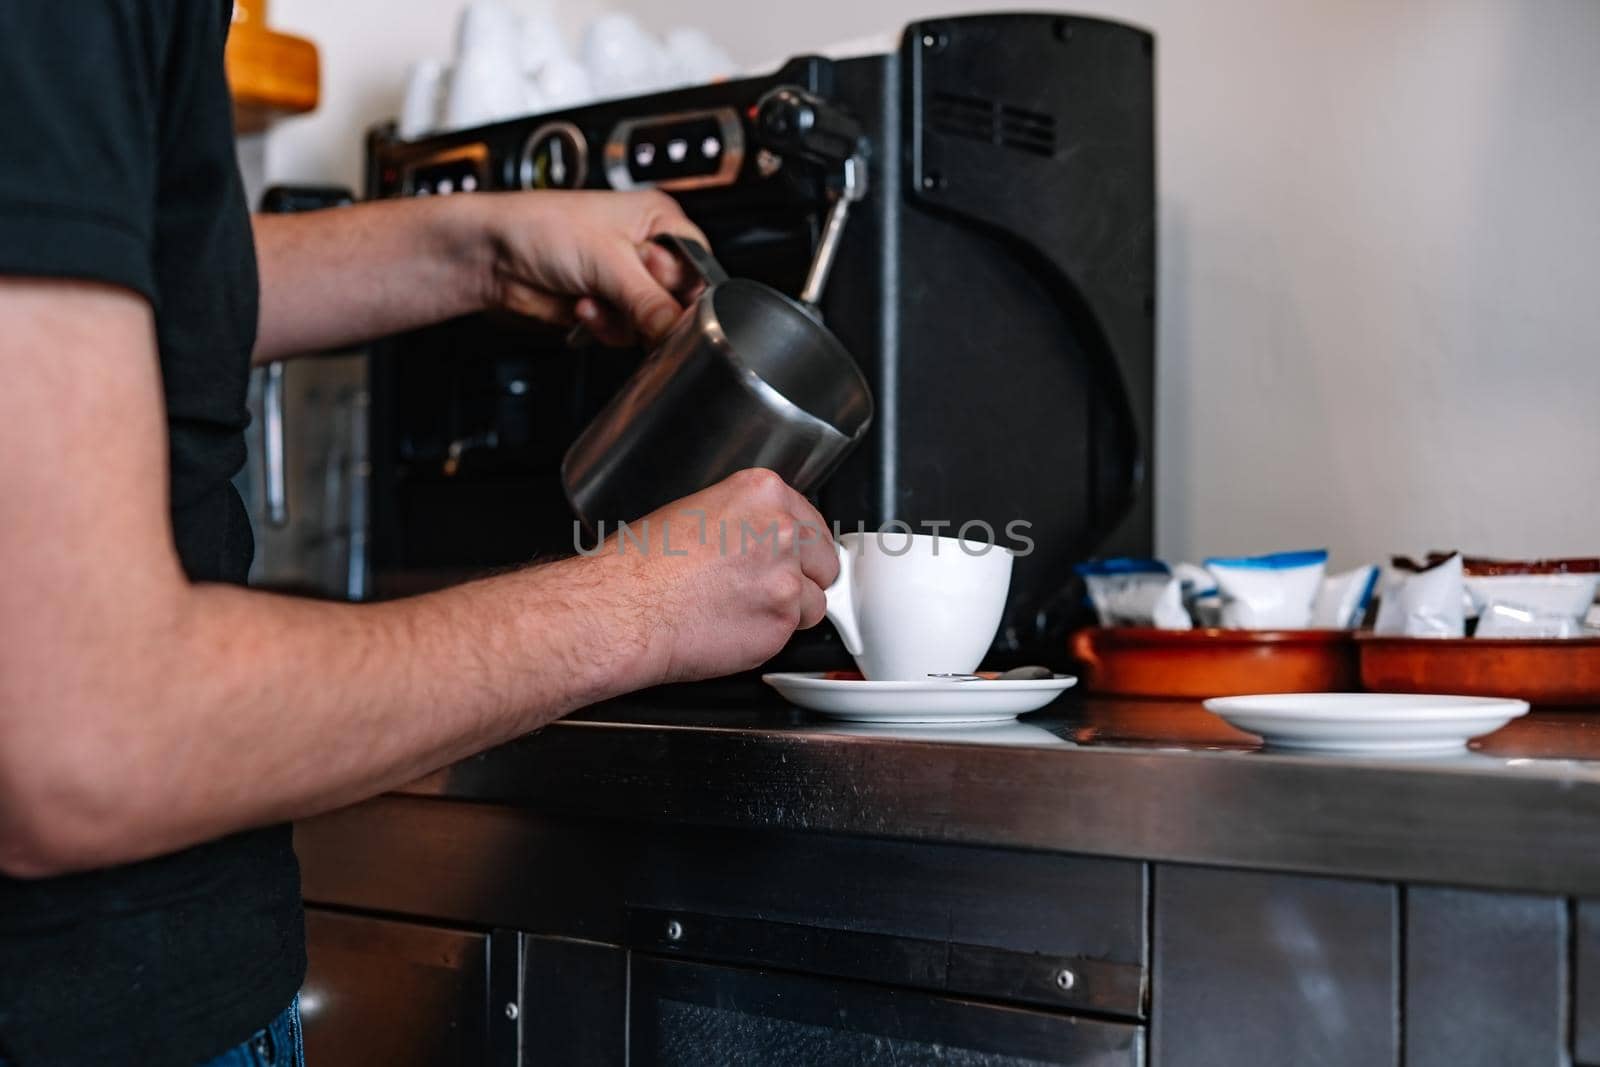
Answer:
[{"left": 518, "top": 122, "right": 588, "bottom": 190}]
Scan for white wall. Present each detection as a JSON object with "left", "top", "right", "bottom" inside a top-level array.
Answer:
[{"left": 265, "top": 1, "right": 1600, "bottom": 567}]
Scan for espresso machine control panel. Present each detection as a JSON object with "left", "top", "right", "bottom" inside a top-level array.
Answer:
[{"left": 372, "top": 58, "right": 829, "bottom": 205}]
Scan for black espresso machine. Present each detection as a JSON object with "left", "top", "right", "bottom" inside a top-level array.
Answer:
[{"left": 363, "top": 12, "right": 1155, "bottom": 665}]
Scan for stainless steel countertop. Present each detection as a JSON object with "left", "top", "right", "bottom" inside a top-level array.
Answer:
[{"left": 402, "top": 684, "right": 1600, "bottom": 896}]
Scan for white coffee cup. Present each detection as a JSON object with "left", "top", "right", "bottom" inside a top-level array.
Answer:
[{"left": 824, "top": 530, "right": 1014, "bottom": 680}]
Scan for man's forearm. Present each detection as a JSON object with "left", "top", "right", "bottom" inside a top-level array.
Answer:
[
  {"left": 4, "top": 552, "right": 662, "bottom": 877},
  {"left": 253, "top": 188, "right": 704, "bottom": 361},
  {"left": 251, "top": 196, "right": 497, "bottom": 363}
]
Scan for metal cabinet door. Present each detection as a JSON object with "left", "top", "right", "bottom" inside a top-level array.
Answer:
[
  {"left": 629, "top": 955, "right": 1143, "bottom": 1067},
  {"left": 1404, "top": 887, "right": 1567, "bottom": 1067},
  {"left": 300, "top": 908, "right": 499, "bottom": 1066},
  {"left": 519, "top": 936, "right": 626, "bottom": 1067},
  {"left": 1151, "top": 866, "right": 1398, "bottom": 1067},
  {"left": 1577, "top": 900, "right": 1600, "bottom": 1065}
]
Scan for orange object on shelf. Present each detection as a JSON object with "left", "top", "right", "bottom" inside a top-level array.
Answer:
[
  {"left": 1357, "top": 635, "right": 1600, "bottom": 706},
  {"left": 1069, "top": 627, "right": 1359, "bottom": 699},
  {"left": 226, "top": 0, "right": 320, "bottom": 133}
]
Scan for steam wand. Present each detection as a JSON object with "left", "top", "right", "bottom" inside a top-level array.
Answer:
[{"left": 752, "top": 86, "right": 870, "bottom": 315}]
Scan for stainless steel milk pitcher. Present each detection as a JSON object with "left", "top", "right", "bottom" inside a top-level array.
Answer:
[{"left": 561, "top": 234, "right": 873, "bottom": 527}]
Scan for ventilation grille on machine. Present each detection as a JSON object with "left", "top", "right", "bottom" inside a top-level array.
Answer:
[{"left": 927, "top": 91, "right": 1057, "bottom": 158}]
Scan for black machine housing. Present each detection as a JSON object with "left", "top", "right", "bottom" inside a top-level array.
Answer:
[{"left": 364, "top": 13, "right": 1156, "bottom": 663}]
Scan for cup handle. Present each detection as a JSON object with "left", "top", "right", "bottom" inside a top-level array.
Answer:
[{"left": 824, "top": 540, "right": 863, "bottom": 655}]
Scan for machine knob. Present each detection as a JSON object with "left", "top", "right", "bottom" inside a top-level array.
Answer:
[{"left": 754, "top": 87, "right": 864, "bottom": 167}]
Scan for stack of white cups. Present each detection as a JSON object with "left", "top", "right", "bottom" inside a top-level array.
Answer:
[
  {"left": 443, "top": 1, "right": 528, "bottom": 130},
  {"left": 398, "top": 1, "right": 736, "bottom": 141}
]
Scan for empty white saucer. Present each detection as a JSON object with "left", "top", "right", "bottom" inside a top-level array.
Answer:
[
  {"left": 763, "top": 672, "right": 1078, "bottom": 724},
  {"left": 1202, "top": 692, "right": 1530, "bottom": 754}
]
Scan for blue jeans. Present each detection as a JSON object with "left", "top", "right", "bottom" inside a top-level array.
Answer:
[
  {"left": 197, "top": 997, "right": 305, "bottom": 1067},
  {"left": 0, "top": 997, "right": 302, "bottom": 1067},
  {"left": 0, "top": 997, "right": 307, "bottom": 1067}
]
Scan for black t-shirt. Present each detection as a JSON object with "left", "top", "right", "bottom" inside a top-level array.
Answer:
[{"left": 0, "top": 2, "right": 304, "bottom": 1063}]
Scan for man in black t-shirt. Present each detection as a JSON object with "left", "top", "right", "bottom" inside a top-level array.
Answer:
[{"left": 0, "top": 3, "right": 838, "bottom": 1065}]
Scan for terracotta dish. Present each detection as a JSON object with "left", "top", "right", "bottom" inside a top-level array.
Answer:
[
  {"left": 1425, "top": 553, "right": 1600, "bottom": 576},
  {"left": 1069, "top": 627, "right": 1358, "bottom": 699},
  {"left": 1357, "top": 635, "right": 1600, "bottom": 706}
]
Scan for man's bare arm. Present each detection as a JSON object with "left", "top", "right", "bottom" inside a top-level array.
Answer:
[
  {"left": 251, "top": 190, "right": 706, "bottom": 363},
  {"left": 0, "top": 279, "right": 836, "bottom": 878}
]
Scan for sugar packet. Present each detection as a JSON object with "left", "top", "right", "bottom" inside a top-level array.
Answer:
[
  {"left": 1451, "top": 555, "right": 1600, "bottom": 638},
  {"left": 1075, "top": 558, "right": 1193, "bottom": 629},
  {"left": 1310, "top": 565, "right": 1380, "bottom": 629},
  {"left": 1173, "top": 562, "right": 1222, "bottom": 628},
  {"left": 1204, "top": 550, "right": 1328, "bottom": 629},
  {"left": 1373, "top": 553, "right": 1465, "bottom": 637}
]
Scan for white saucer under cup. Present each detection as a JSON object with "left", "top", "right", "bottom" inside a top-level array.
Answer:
[
  {"left": 763, "top": 672, "right": 1078, "bottom": 724},
  {"left": 1202, "top": 692, "right": 1530, "bottom": 755},
  {"left": 823, "top": 530, "right": 1014, "bottom": 680}
]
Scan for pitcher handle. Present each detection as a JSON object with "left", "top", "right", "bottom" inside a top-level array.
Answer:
[
  {"left": 652, "top": 234, "right": 730, "bottom": 288},
  {"left": 823, "top": 540, "right": 863, "bottom": 655}
]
